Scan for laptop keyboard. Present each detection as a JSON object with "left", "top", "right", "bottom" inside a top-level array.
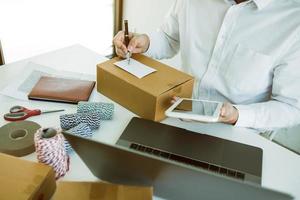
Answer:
[{"left": 129, "top": 142, "right": 245, "bottom": 181}]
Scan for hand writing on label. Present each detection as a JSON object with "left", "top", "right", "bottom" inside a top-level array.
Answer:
[{"left": 113, "top": 31, "right": 150, "bottom": 58}]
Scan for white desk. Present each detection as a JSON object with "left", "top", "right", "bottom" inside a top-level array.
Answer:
[{"left": 0, "top": 44, "right": 299, "bottom": 200}]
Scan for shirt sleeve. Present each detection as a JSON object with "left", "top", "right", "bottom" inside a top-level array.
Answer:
[
  {"left": 234, "top": 35, "right": 300, "bottom": 130},
  {"left": 144, "top": 0, "right": 181, "bottom": 59}
]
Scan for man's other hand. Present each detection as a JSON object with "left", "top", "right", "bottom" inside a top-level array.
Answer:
[
  {"left": 219, "top": 102, "right": 239, "bottom": 125},
  {"left": 113, "top": 31, "right": 150, "bottom": 58},
  {"left": 171, "top": 97, "right": 239, "bottom": 125}
]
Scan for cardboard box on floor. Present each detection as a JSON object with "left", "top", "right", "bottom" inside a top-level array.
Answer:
[
  {"left": 97, "top": 54, "right": 194, "bottom": 121},
  {"left": 0, "top": 153, "right": 56, "bottom": 200},
  {"left": 53, "top": 181, "right": 153, "bottom": 200}
]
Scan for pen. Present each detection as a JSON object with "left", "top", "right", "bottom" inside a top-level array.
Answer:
[{"left": 124, "top": 20, "right": 131, "bottom": 65}]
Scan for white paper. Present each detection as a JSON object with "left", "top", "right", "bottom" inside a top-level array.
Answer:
[
  {"left": 114, "top": 59, "right": 156, "bottom": 79},
  {"left": 0, "top": 62, "right": 95, "bottom": 101}
]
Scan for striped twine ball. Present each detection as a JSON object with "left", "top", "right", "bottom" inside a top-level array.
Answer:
[
  {"left": 60, "top": 112, "right": 101, "bottom": 130},
  {"left": 64, "top": 123, "right": 92, "bottom": 153},
  {"left": 34, "top": 128, "right": 69, "bottom": 179},
  {"left": 77, "top": 101, "right": 114, "bottom": 120}
]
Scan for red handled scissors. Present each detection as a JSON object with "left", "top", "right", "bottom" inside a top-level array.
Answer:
[{"left": 4, "top": 105, "right": 65, "bottom": 122}]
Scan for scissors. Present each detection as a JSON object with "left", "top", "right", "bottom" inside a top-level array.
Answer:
[{"left": 4, "top": 105, "right": 65, "bottom": 122}]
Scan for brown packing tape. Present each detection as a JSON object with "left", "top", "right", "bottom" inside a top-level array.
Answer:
[
  {"left": 0, "top": 121, "right": 41, "bottom": 157},
  {"left": 53, "top": 181, "right": 153, "bottom": 200},
  {"left": 89, "top": 182, "right": 153, "bottom": 200}
]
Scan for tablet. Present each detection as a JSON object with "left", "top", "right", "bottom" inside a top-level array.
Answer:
[{"left": 165, "top": 98, "right": 223, "bottom": 122}]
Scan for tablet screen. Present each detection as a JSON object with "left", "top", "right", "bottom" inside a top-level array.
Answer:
[{"left": 173, "top": 100, "right": 219, "bottom": 116}]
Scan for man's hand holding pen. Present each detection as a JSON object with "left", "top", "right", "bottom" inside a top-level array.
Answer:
[{"left": 113, "top": 29, "right": 150, "bottom": 60}]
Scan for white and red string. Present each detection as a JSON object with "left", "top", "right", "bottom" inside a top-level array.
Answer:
[{"left": 34, "top": 128, "right": 69, "bottom": 179}]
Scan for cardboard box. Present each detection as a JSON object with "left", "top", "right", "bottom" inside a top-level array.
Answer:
[
  {"left": 0, "top": 153, "right": 56, "bottom": 200},
  {"left": 52, "top": 181, "right": 153, "bottom": 200},
  {"left": 97, "top": 54, "right": 194, "bottom": 121}
]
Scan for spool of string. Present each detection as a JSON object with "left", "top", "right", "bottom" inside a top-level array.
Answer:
[
  {"left": 77, "top": 101, "right": 114, "bottom": 120},
  {"left": 64, "top": 123, "right": 92, "bottom": 153},
  {"left": 34, "top": 128, "right": 69, "bottom": 179},
  {"left": 60, "top": 112, "right": 101, "bottom": 130}
]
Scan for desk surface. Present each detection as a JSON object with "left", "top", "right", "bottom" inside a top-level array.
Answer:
[{"left": 0, "top": 44, "right": 299, "bottom": 200}]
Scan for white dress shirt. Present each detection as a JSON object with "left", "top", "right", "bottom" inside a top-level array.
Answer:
[{"left": 146, "top": 0, "right": 300, "bottom": 130}]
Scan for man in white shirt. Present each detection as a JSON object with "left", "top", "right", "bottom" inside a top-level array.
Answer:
[{"left": 113, "top": 0, "right": 300, "bottom": 131}]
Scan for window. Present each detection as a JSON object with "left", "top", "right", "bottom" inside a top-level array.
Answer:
[{"left": 0, "top": 0, "right": 114, "bottom": 63}]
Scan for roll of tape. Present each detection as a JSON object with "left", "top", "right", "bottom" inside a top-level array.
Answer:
[
  {"left": 60, "top": 112, "right": 101, "bottom": 130},
  {"left": 77, "top": 101, "right": 114, "bottom": 120},
  {"left": 0, "top": 121, "right": 41, "bottom": 157},
  {"left": 64, "top": 123, "right": 93, "bottom": 153}
]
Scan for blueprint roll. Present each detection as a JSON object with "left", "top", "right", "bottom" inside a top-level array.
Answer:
[
  {"left": 60, "top": 112, "right": 101, "bottom": 130},
  {"left": 77, "top": 101, "right": 114, "bottom": 120},
  {"left": 64, "top": 123, "right": 92, "bottom": 153}
]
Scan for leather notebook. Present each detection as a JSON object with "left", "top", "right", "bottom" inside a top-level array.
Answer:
[{"left": 28, "top": 76, "right": 95, "bottom": 104}]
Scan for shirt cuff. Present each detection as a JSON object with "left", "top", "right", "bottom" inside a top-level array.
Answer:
[
  {"left": 233, "top": 105, "right": 256, "bottom": 128},
  {"left": 144, "top": 31, "right": 163, "bottom": 59}
]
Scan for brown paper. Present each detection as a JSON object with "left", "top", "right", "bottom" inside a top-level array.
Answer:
[
  {"left": 53, "top": 181, "right": 153, "bottom": 200},
  {"left": 97, "top": 54, "right": 194, "bottom": 121},
  {"left": 0, "top": 153, "right": 56, "bottom": 200}
]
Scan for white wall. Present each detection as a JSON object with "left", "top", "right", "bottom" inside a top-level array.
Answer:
[
  {"left": 123, "top": 0, "right": 181, "bottom": 69},
  {"left": 0, "top": 0, "right": 114, "bottom": 63}
]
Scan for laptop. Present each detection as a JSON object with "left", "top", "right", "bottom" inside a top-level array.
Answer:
[
  {"left": 62, "top": 118, "right": 293, "bottom": 200},
  {"left": 117, "top": 117, "right": 262, "bottom": 184}
]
